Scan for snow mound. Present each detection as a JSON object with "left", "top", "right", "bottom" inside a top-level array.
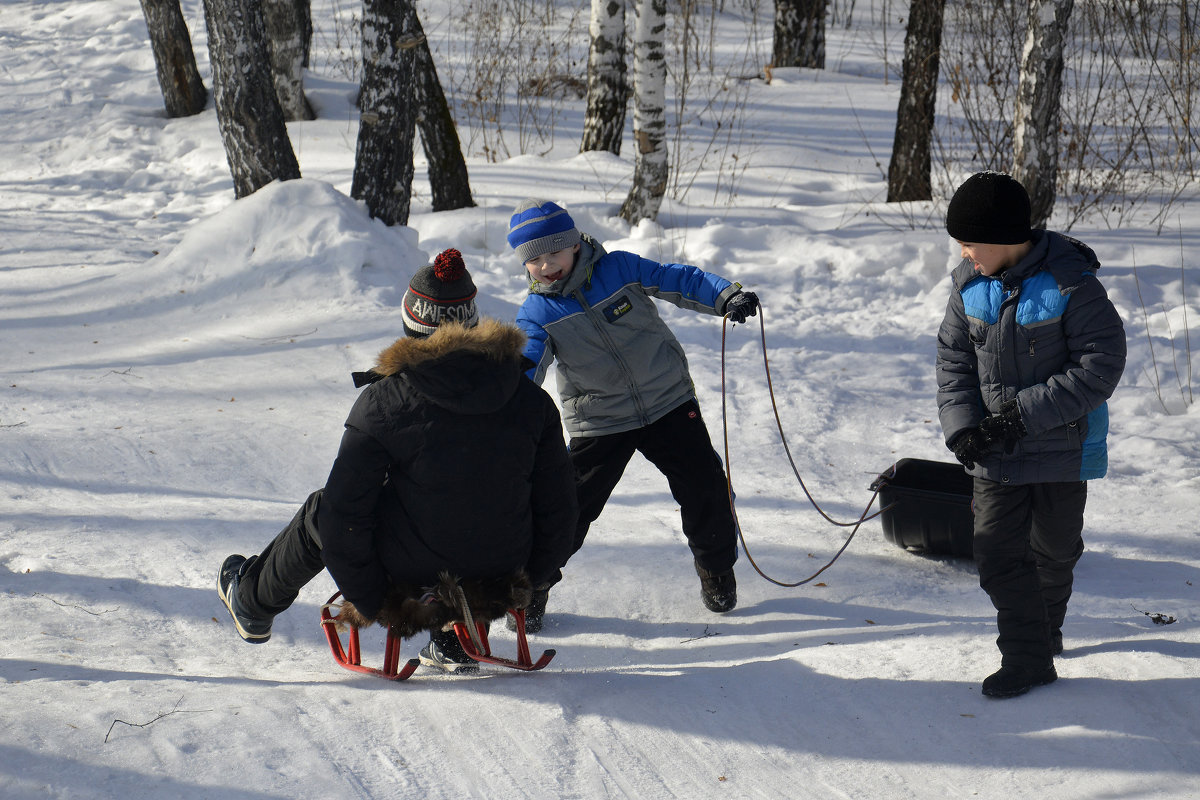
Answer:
[{"left": 149, "top": 179, "right": 425, "bottom": 316}]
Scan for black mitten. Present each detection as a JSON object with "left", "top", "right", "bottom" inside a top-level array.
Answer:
[
  {"left": 979, "top": 399, "right": 1027, "bottom": 453},
  {"left": 949, "top": 428, "right": 991, "bottom": 469},
  {"left": 723, "top": 290, "right": 759, "bottom": 324}
]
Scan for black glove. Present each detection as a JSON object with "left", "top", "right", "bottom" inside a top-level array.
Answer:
[
  {"left": 723, "top": 290, "right": 759, "bottom": 324},
  {"left": 978, "top": 399, "right": 1027, "bottom": 453},
  {"left": 949, "top": 428, "right": 991, "bottom": 470}
]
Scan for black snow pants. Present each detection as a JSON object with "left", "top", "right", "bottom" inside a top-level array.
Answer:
[
  {"left": 237, "top": 490, "right": 327, "bottom": 620},
  {"left": 972, "top": 478, "right": 1087, "bottom": 668},
  {"left": 562, "top": 399, "right": 738, "bottom": 583}
]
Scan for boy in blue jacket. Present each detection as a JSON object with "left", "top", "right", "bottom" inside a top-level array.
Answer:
[
  {"left": 936, "top": 172, "right": 1126, "bottom": 698},
  {"left": 507, "top": 198, "right": 759, "bottom": 630}
]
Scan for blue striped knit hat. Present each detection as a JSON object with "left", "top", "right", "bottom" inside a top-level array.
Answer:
[{"left": 507, "top": 199, "right": 581, "bottom": 263}]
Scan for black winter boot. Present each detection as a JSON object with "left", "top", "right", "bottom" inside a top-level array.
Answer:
[
  {"left": 217, "top": 554, "right": 273, "bottom": 643},
  {"left": 696, "top": 563, "right": 737, "bottom": 613},
  {"left": 506, "top": 587, "right": 549, "bottom": 634},
  {"left": 981, "top": 663, "right": 1058, "bottom": 698}
]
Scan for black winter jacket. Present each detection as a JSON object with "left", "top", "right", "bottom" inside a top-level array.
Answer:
[
  {"left": 317, "top": 319, "right": 577, "bottom": 619},
  {"left": 936, "top": 230, "right": 1126, "bottom": 484}
]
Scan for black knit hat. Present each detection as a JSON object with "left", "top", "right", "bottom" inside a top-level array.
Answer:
[
  {"left": 945, "top": 171, "right": 1033, "bottom": 245},
  {"left": 401, "top": 248, "right": 479, "bottom": 338}
]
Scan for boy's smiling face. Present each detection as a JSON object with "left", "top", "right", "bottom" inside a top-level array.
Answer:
[{"left": 525, "top": 243, "right": 580, "bottom": 285}]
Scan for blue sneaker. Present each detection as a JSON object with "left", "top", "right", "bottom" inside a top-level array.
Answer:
[{"left": 217, "top": 554, "right": 273, "bottom": 643}]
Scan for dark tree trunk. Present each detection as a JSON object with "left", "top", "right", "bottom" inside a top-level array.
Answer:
[
  {"left": 140, "top": 0, "right": 208, "bottom": 117},
  {"left": 262, "top": 0, "right": 315, "bottom": 120},
  {"left": 352, "top": 0, "right": 420, "bottom": 226},
  {"left": 202, "top": 0, "right": 301, "bottom": 198},
  {"left": 887, "top": 0, "right": 946, "bottom": 202},
  {"left": 581, "top": 0, "right": 627, "bottom": 154},
  {"left": 410, "top": 11, "right": 474, "bottom": 211},
  {"left": 1012, "top": 0, "right": 1074, "bottom": 228},
  {"left": 773, "top": 0, "right": 826, "bottom": 69}
]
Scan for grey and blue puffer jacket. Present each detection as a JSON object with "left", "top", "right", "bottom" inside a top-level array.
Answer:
[
  {"left": 516, "top": 233, "right": 740, "bottom": 438},
  {"left": 936, "top": 230, "right": 1126, "bottom": 484}
]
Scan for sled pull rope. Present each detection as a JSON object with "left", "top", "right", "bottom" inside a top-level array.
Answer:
[
  {"left": 451, "top": 583, "right": 486, "bottom": 653},
  {"left": 720, "top": 309, "right": 887, "bottom": 587}
]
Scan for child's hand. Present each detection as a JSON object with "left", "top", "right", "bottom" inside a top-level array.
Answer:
[
  {"left": 949, "top": 428, "right": 991, "bottom": 469},
  {"left": 979, "top": 399, "right": 1027, "bottom": 453},
  {"left": 724, "top": 290, "right": 759, "bottom": 324}
]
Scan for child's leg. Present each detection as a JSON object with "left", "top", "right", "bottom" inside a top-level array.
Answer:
[
  {"left": 637, "top": 400, "right": 737, "bottom": 573},
  {"left": 972, "top": 478, "right": 1053, "bottom": 667},
  {"left": 568, "top": 432, "right": 639, "bottom": 557},
  {"left": 1029, "top": 481, "right": 1087, "bottom": 637},
  {"left": 239, "top": 490, "right": 328, "bottom": 618}
]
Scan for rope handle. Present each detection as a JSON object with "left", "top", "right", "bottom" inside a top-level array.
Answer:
[{"left": 720, "top": 307, "right": 888, "bottom": 587}]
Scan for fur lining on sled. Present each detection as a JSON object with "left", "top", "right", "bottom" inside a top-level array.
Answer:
[
  {"left": 336, "top": 570, "right": 533, "bottom": 639},
  {"left": 373, "top": 318, "right": 527, "bottom": 378}
]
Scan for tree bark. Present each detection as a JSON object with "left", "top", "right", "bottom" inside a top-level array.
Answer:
[
  {"left": 202, "top": 0, "right": 301, "bottom": 198},
  {"left": 411, "top": 11, "right": 474, "bottom": 211},
  {"left": 1012, "top": 0, "right": 1074, "bottom": 228},
  {"left": 773, "top": 0, "right": 826, "bottom": 69},
  {"left": 886, "top": 0, "right": 946, "bottom": 202},
  {"left": 581, "top": 0, "right": 627, "bottom": 154},
  {"left": 351, "top": 0, "right": 420, "bottom": 226},
  {"left": 619, "top": 0, "right": 668, "bottom": 224},
  {"left": 262, "top": 0, "right": 314, "bottom": 120},
  {"left": 140, "top": 0, "right": 208, "bottom": 117}
]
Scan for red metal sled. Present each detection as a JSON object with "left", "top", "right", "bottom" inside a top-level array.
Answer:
[
  {"left": 452, "top": 609, "right": 556, "bottom": 672},
  {"left": 320, "top": 592, "right": 556, "bottom": 679},
  {"left": 321, "top": 594, "right": 419, "bottom": 681}
]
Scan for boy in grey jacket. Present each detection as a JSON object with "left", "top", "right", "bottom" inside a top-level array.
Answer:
[
  {"left": 507, "top": 198, "right": 760, "bottom": 629},
  {"left": 936, "top": 172, "right": 1126, "bottom": 698}
]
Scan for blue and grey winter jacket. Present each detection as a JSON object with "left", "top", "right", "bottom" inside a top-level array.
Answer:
[
  {"left": 516, "top": 234, "right": 740, "bottom": 437},
  {"left": 936, "top": 230, "right": 1126, "bottom": 484}
]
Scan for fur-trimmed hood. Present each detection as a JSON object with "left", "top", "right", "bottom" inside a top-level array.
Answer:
[
  {"left": 374, "top": 317, "right": 527, "bottom": 376},
  {"left": 352, "top": 318, "right": 530, "bottom": 416}
]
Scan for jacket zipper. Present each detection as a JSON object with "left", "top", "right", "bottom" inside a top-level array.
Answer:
[{"left": 573, "top": 288, "right": 650, "bottom": 425}]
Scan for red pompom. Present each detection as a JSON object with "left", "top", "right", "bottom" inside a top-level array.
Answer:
[{"left": 432, "top": 248, "right": 466, "bottom": 283}]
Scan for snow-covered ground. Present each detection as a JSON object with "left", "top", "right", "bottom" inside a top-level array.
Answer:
[{"left": 2, "top": 2, "right": 1197, "bottom": 798}]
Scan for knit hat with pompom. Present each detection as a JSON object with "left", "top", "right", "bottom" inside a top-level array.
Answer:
[{"left": 401, "top": 248, "right": 479, "bottom": 338}]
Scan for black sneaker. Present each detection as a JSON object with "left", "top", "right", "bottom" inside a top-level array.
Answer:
[
  {"left": 696, "top": 564, "right": 737, "bottom": 613},
  {"left": 418, "top": 629, "right": 480, "bottom": 674},
  {"left": 505, "top": 588, "right": 549, "bottom": 633},
  {"left": 981, "top": 664, "right": 1058, "bottom": 698},
  {"left": 217, "top": 554, "right": 273, "bottom": 643}
]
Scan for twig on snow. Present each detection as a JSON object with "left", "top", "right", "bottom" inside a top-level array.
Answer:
[
  {"left": 33, "top": 592, "right": 117, "bottom": 616},
  {"left": 105, "top": 697, "right": 212, "bottom": 743},
  {"left": 681, "top": 626, "right": 722, "bottom": 643}
]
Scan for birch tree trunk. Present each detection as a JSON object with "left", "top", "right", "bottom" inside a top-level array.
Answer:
[
  {"left": 411, "top": 10, "right": 474, "bottom": 211},
  {"left": 140, "top": 0, "right": 208, "bottom": 117},
  {"left": 619, "top": 0, "right": 667, "bottom": 224},
  {"left": 351, "top": 0, "right": 420, "bottom": 226},
  {"left": 262, "top": 0, "right": 314, "bottom": 120},
  {"left": 773, "top": 0, "right": 826, "bottom": 70},
  {"left": 581, "top": 0, "right": 627, "bottom": 154},
  {"left": 886, "top": 0, "right": 946, "bottom": 202},
  {"left": 1011, "top": 0, "right": 1074, "bottom": 228},
  {"left": 202, "top": 0, "right": 301, "bottom": 198}
]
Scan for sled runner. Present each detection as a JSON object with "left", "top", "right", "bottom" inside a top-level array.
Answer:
[
  {"left": 320, "top": 591, "right": 555, "bottom": 680},
  {"left": 451, "top": 609, "right": 556, "bottom": 672}
]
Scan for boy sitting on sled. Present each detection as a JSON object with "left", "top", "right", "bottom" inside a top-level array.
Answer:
[{"left": 218, "top": 249, "right": 577, "bottom": 674}]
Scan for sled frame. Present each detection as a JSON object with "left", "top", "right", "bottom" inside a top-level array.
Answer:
[{"left": 320, "top": 592, "right": 555, "bottom": 679}]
